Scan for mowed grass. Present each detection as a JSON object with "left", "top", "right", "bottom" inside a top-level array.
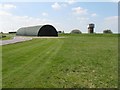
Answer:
[
  {"left": 0, "top": 33, "right": 16, "bottom": 40},
  {"left": 2, "top": 34, "right": 118, "bottom": 88}
]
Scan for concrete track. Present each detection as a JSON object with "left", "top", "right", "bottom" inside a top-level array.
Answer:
[{"left": 0, "top": 36, "right": 32, "bottom": 45}]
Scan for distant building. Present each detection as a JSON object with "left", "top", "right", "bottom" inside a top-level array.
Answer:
[
  {"left": 87, "top": 23, "right": 95, "bottom": 33},
  {"left": 16, "top": 24, "right": 58, "bottom": 37},
  {"left": 9, "top": 32, "right": 16, "bottom": 34},
  {"left": 70, "top": 29, "right": 82, "bottom": 34}
]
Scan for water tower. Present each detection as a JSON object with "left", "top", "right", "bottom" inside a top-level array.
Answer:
[{"left": 87, "top": 23, "right": 95, "bottom": 33}]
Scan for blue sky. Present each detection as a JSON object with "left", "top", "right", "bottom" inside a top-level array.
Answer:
[{"left": 0, "top": 1, "right": 118, "bottom": 33}]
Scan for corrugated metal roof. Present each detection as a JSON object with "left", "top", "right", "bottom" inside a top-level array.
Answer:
[{"left": 16, "top": 25, "right": 43, "bottom": 36}]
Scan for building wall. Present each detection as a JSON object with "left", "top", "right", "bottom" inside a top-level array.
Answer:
[{"left": 88, "top": 27, "right": 94, "bottom": 33}]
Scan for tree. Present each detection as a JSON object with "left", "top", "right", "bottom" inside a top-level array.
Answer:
[{"left": 103, "top": 29, "right": 113, "bottom": 34}]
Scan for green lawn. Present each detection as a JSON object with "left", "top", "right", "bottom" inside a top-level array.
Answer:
[
  {"left": 2, "top": 34, "right": 118, "bottom": 88},
  {"left": 0, "top": 33, "right": 16, "bottom": 40}
]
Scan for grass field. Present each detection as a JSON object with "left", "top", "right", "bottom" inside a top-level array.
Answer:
[
  {"left": 0, "top": 33, "right": 15, "bottom": 40},
  {"left": 2, "top": 34, "right": 118, "bottom": 88}
]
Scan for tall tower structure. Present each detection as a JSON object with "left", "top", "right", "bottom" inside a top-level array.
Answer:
[{"left": 87, "top": 23, "right": 95, "bottom": 33}]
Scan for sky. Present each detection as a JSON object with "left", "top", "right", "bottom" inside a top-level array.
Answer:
[{"left": 0, "top": 0, "right": 118, "bottom": 33}]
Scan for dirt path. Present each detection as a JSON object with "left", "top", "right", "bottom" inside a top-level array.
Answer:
[{"left": 0, "top": 36, "right": 32, "bottom": 45}]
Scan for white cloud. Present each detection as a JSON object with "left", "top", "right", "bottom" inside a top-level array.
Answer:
[
  {"left": 110, "top": 0, "right": 119, "bottom": 2},
  {"left": 104, "top": 16, "right": 118, "bottom": 21},
  {"left": 42, "top": 12, "right": 48, "bottom": 16},
  {"left": 72, "top": 7, "right": 88, "bottom": 15},
  {"left": 61, "top": 3, "right": 67, "bottom": 7},
  {"left": 0, "top": 10, "right": 62, "bottom": 33},
  {"left": 51, "top": 2, "right": 61, "bottom": 10},
  {"left": 51, "top": 2, "right": 68, "bottom": 10},
  {"left": 67, "top": 0, "right": 76, "bottom": 4},
  {"left": 0, "top": 3, "right": 62, "bottom": 33},
  {"left": 0, "top": 10, "right": 12, "bottom": 16},
  {"left": 0, "top": 13, "right": 54, "bottom": 33},
  {"left": 103, "top": 16, "right": 118, "bottom": 33},
  {"left": 0, "top": 4, "right": 16, "bottom": 9},
  {"left": 91, "top": 13, "right": 97, "bottom": 17},
  {"left": 77, "top": 17, "right": 89, "bottom": 21},
  {"left": 0, "top": 4, "right": 16, "bottom": 16}
]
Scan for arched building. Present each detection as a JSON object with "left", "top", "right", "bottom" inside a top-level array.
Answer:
[
  {"left": 70, "top": 29, "right": 82, "bottom": 34},
  {"left": 16, "top": 25, "right": 58, "bottom": 36}
]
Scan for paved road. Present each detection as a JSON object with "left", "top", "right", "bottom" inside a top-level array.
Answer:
[{"left": 0, "top": 36, "right": 32, "bottom": 45}]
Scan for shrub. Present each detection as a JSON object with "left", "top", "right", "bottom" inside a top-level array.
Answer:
[{"left": 103, "top": 30, "right": 113, "bottom": 34}]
